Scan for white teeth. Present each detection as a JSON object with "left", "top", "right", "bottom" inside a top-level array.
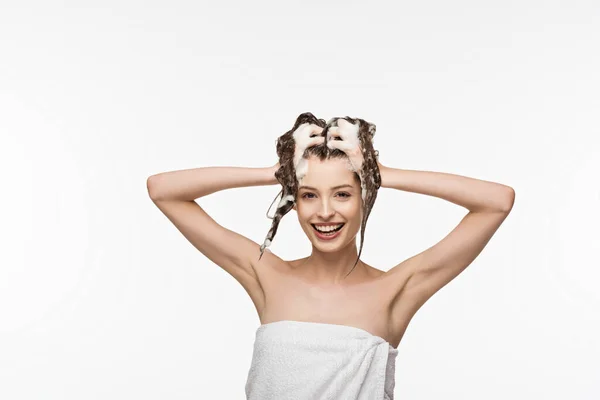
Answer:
[{"left": 313, "top": 224, "right": 343, "bottom": 232}]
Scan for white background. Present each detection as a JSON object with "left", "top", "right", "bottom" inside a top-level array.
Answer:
[{"left": 1, "top": 1, "right": 598, "bottom": 399}]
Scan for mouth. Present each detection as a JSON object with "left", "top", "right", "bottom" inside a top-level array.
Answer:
[{"left": 311, "top": 223, "right": 345, "bottom": 239}]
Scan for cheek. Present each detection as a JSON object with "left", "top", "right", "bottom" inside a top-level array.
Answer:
[
  {"left": 296, "top": 206, "right": 312, "bottom": 220},
  {"left": 338, "top": 202, "right": 362, "bottom": 219}
]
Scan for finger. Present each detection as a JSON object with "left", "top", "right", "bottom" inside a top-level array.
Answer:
[
  {"left": 312, "top": 125, "right": 324, "bottom": 135},
  {"left": 335, "top": 119, "right": 359, "bottom": 140},
  {"left": 327, "top": 139, "right": 353, "bottom": 152},
  {"left": 326, "top": 139, "right": 341, "bottom": 150},
  {"left": 327, "top": 126, "right": 340, "bottom": 139},
  {"left": 308, "top": 136, "right": 325, "bottom": 146},
  {"left": 294, "top": 123, "right": 313, "bottom": 140}
]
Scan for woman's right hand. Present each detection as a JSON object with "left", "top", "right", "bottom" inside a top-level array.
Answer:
[{"left": 268, "top": 162, "right": 280, "bottom": 185}]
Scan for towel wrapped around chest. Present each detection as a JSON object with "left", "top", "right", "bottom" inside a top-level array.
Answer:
[{"left": 245, "top": 320, "right": 398, "bottom": 400}]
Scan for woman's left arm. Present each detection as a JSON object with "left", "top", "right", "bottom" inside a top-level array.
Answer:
[
  {"left": 378, "top": 162, "right": 514, "bottom": 213},
  {"left": 380, "top": 161, "right": 515, "bottom": 324}
]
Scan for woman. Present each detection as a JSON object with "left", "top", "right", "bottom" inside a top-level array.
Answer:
[{"left": 147, "top": 112, "right": 515, "bottom": 399}]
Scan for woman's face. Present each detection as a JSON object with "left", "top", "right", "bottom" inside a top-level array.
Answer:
[{"left": 293, "top": 156, "right": 362, "bottom": 251}]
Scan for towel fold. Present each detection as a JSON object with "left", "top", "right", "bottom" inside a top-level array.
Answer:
[{"left": 245, "top": 320, "right": 398, "bottom": 400}]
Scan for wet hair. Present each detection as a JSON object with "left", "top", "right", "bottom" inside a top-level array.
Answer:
[{"left": 259, "top": 112, "right": 381, "bottom": 278}]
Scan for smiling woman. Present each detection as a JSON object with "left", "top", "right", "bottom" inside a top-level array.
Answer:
[
  {"left": 241, "top": 112, "right": 401, "bottom": 399},
  {"left": 147, "top": 110, "right": 513, "bottom": 400}
]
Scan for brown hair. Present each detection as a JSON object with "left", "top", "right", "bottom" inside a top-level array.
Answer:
[{"left": 259, "top": 112, "right": 381, "bottom": 278}]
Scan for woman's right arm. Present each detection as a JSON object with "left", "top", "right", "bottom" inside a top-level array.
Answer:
[
  {"left": 147, "top": 165, "right": 278, "bottom": 202},
  {"left": 146, "top": 165, "right": 279, "bottom": 317}
]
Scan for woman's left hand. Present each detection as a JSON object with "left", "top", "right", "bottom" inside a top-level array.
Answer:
[{"left": 326, "top": 119, "right": 365, "bottom": 171}]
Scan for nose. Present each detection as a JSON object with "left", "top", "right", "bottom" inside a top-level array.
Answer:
[{"left": 316, "top": 200, "right": 336, "bottom": 219}]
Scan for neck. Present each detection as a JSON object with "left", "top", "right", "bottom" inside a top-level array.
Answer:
[{"left": 302, "top": 241, "right": 366, "bottom": 285}]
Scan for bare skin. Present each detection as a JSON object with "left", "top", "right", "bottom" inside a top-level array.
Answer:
[{"left": 254, "top": 253, "right": 411, "bottom": 349}]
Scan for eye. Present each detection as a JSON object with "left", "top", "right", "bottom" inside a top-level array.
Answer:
[{"left": 301, "top": 192, "right": 350, "bottom": 199}]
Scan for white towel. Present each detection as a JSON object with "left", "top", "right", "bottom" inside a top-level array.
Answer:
[{"left": 245, "top": 320, "right": 398, "bottom": 400}]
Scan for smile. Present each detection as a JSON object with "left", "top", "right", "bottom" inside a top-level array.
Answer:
[{"left": 311, "top": 223, "right": 345, "bottom": 239}]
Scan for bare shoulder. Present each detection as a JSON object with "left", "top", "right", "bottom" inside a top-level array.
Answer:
[{"left": 365, "top": 263, "right": 386, "bottom": 278}]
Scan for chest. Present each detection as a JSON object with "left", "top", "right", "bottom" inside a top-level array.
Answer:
[{"left": 260, "top": 272, "right": 395, "bottom": 343}]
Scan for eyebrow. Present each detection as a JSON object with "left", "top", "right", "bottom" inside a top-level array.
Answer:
[{"left": 298, "top": 184, "right": 354, "bottom": 191}]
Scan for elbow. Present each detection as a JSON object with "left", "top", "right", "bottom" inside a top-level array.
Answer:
[
  {"left": 501, "top": 186, "right": 515, "bottom": 213},
  {"left": 147, "top": 175, "right": 162, "bottom": 201}
]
